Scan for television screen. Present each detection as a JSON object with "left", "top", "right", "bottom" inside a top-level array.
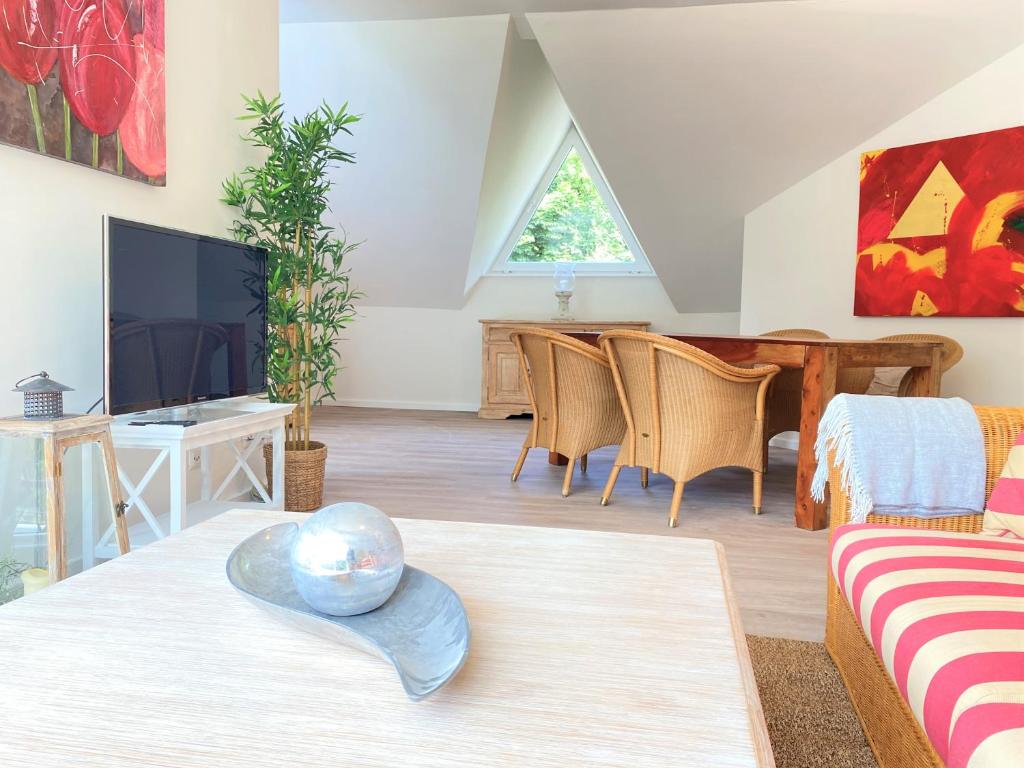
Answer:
[{"left": 104, "top": 218, "right": 268, "bottom": 415}]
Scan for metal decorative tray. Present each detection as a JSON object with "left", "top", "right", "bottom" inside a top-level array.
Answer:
[{"left": 226, "top": 523, "right": 471, "bottom": 701}]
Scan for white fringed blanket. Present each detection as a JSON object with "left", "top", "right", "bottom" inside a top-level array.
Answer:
[{"left": 811, "top": 395, "right": 985, "bottom": 523}]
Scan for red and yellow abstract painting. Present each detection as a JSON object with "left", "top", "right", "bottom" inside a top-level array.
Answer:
[
  {"left": 855, "top": 126, "right": 1024, "bottom": 317},
  {"left": 0, "top": 0, "right": 165, "bottom": 184}
]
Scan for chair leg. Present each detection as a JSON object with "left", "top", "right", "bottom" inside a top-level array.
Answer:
[
  {"left": 561, "top": 458, "right": 576, "bottom": 498},
  {"left": 600, "top": 465, "right": 622, "bottom": 506},
  {"left": 580, "top": 454, "right": 588, "bottom": 474},
  {"left": 668, "top": 481, "right": 684, "bottom": 528},
  {"left": 753, "top": 470, "right": 763, "bottom": 515},
  {"left": 511, "top": 447, "right": 529, "bottom": 482},
  {"left": 640, "top": 467, "right": 649, "bottom": 489}
]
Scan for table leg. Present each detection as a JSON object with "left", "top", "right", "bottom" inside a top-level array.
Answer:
[
  {"left": 548, "top": 452, "right": 569, "bottom": 466},
  {"left": 904, "top": 347, "right": 942, "bottom": 397},
  {"left": 98, "top": 431, "right": 131, "bottom": 556},
  {"left": 43, "top": 437, "right": 67, "bottom": 583},
  {"left": 796, "top": 346, "right": 838, "bottom": 531},
  {"left": 272, "top": 424, "right": 285, "bottom": 510},
  {"left": 169, "top": 446, "right": 187, "bottom": 533}
]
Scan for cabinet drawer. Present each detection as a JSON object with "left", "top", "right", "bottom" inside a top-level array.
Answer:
[{"left": 488, "top": 326, "right": 516, "bottom": 344}]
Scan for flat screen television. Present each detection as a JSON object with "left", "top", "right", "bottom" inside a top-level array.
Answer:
[{"left": 103, "top": 217, "right": 268, "bottom": 416}]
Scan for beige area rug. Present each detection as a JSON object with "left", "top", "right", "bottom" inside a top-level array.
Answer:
[{"left": 747, "top": 635, "right": 878, "bottom": 768}]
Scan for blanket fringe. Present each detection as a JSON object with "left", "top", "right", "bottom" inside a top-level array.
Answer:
[{"left": 811, "top": 395, "right": 873, "bottom": 524}]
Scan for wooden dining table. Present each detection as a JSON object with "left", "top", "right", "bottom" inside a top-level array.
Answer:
[{"left": 571, "top": 332, "right": 944, "bottom": 531}]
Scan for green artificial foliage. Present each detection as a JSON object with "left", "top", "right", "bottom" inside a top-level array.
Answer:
[
  {"left": 509, "top": 148, "right": 632, "bottom": 264},
  {"left": 222, "top": 93, "right": 362, "bottom": 449}
]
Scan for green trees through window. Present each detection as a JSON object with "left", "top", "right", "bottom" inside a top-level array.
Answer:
[{"left": 509, "top": 148, "right": 635, "bottom": 264}]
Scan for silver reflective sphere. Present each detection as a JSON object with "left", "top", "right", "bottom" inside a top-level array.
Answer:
[{"left": 289, "top": 503, "right": 404, "bottom": 617}]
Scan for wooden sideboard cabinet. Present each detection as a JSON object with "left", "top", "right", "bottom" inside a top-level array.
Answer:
[{"left": 478, "top": 319, "right": 651, "bottom": 419}]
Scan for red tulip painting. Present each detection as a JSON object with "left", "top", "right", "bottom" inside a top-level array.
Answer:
[
  {"left": 118, "top": 32, "right": 163, "bottom": 176},
  {"left": 0, "top": 1, "right": 59, "bottom": 84},
  {"left": 0, "top": 0, "right": 59, "bottom": 151},
  {"left": 0, "top": 0, "right": 165, "bottom": 185},
  {"left": 855, "top": 126, "right": 1024, "bottom": 317}
]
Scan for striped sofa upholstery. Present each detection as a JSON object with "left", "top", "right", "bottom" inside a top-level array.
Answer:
[{"left": 831, "top": 524, "right": 1024, "bottom": 768}]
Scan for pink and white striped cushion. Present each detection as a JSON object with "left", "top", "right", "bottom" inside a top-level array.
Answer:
[
  {"left": 831, "top": 524, "right": 1024, "bottom": 768},
  {"left": 983, "top": 431, "right": 1024, "bottom": 539}
]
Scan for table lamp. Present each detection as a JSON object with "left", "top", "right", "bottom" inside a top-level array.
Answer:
[{"left": 553, "top": 262, "right": 575, "bottom": 320}]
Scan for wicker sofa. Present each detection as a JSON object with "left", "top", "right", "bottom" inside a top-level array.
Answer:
[{"left": 825, "top": 405, "right": 1024, "bottom": 768}]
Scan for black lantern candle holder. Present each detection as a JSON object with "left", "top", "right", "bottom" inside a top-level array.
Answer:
[{"left": 13, "top": 372, "right": 73, "bottom": 420}]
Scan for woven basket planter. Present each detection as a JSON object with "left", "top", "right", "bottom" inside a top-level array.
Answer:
[{"left": 264, "top": 441, "right": 327, "bottom": 513}]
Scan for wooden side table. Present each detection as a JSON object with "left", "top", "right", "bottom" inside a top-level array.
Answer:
[
  {"left": 0, "top": 415, "right": 129, "bottom": 584},
  {"left": 478, "top": 319, "right": 650, "bottom": 419}
]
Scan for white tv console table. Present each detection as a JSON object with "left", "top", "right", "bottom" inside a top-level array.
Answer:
[{"left": 92, "top": 398, "right": 294, "bottom": 560}]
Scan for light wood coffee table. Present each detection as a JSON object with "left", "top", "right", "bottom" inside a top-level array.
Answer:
[{"left": 0, "top": 511, "right": 773, "bottom": 767}]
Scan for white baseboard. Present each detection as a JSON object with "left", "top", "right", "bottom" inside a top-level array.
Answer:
[
  {"left": 325, "top": 398, "right": 480, "bottom": 413},
  {"left": 769, "top": 432, "right": 800, "bottom": 451}
]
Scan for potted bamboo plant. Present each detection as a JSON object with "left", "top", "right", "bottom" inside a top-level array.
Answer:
[{"left": 222, "top": 93, "right": 362, "bottom": 511}]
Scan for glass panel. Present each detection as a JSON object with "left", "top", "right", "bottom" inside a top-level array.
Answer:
[
  {"left": 61, "top": 441, "right": 106, "bottom": 577},
  {"left": 508, "top": 147, "right": 635, "bottom": 264},
  {"left": 0, "top": 436, "right": 47, "bottom": 606}
]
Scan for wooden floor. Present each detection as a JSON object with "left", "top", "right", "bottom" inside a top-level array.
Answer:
[{"left": 316, "top": 406, "right": 830, "bottom": 642}]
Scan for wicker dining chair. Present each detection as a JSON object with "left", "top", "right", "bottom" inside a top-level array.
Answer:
[
  {"left": 598, "top": 330, "right": 780, "bottom": 527},
  {"left": 509, "top": 328, "right": 626, "bottom": 497},
  {"left": 759, "top": 328, "right": 829, "bottom": 340},
  {"left": 875, "top": 333, "right": 963, "bottom": 397}
]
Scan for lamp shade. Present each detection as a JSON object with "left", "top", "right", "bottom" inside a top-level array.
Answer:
[
  {"left": 13, "top": 372, "right": 73, "bottom": 420},
  {"left": 553, "top": 262, "right": 576, "bottom": 294}
]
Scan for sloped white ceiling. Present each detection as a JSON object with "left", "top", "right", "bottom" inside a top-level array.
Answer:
[
  {"left": 528, "top": 0, "right": 1024, "bottom": 312},
  {"left": 464, "top": 31, "right": 571, "bottom": 293},
  {"left": 280, "top": 16, "right": 508, "bottom": 308}
]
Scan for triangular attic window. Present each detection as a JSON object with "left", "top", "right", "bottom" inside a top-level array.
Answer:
[{"left": 494, "top": 126, "right": 651, "bottom": 274}]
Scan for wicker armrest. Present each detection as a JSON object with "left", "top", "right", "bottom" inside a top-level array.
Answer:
[
  {"left": 652, "top": 336, "right": 781, "bottom": 382},
  {"left": 712, "top": 361, "right": 782, "bottom": 382},
  {"left": 827, "top": 405, "right": 1024, "bottom": 534},
  {"left": 597, "top": 329, "right": 780, "bottom": 383}
]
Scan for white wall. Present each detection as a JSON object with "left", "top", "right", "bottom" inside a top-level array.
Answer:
[
  {"left": 740, "top": 45, "right": 1024, "bottom": 406},
  {"left": 333, "top": 277, "right": 738, "bottom": 411},
  {"left": 0, "top": 0, "right": 280, "bottom": 416}
]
